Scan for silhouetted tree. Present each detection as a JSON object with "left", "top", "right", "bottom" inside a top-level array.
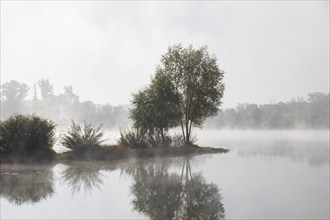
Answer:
[
  {"left": 158, "top": 44, "right": 225, "bottom": 144},
  {"left": 63, "top": 85, "right": 79, "bottom": 104},
  {"left": 77, "top": 101, "right": 97, "bottom": 122},
  {"left": 37, "top": 79, "right": 54, "bottom": 101},
  {"left": 1, "top": 80, "right": 29, "bottom": 119},
  {"left": 130, "top": 71, "right": 181, "bottom": 145},
  {"left": 205, "top": 92, "right": 329, "bottom": 129}
]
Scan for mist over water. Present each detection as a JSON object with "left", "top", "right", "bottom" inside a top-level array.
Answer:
[
  {"left": 197, "top": 129, "right": 330, "bottom": 166},
  {"left": 1, "top": 1, "right": 329, "bottom": 219},
  {"left": 1, "top": 130, "right": 329, "bottom": 219}
]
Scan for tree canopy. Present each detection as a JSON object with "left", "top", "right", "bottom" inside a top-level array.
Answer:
[
  {"left": 130, "top": 70, "right": 182, "bottom": 143},
  {"left": 1, "top": 80, "right": 29, "bottom": 118},
  {"left": 130, "top": 44, "right": 225, "bottom": 145}
]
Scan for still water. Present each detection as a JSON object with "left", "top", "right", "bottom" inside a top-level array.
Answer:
[{"left": 1, "top": 130, "right": 329, "bottom": 219}]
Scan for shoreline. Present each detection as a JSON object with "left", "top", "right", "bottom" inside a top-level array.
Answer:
[{"left": 0, "top": 145, "right": 229, "bottom": 165}]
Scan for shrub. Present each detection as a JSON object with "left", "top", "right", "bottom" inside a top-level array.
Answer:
[
  {"left": 60, "top": 121, "right": 105, "bottom": 152},
  {"left": 170, "top": 133, "right": 185, "bottom": 147},
  {"left": 145, "top": 132, "right": 172, "bottom": 148},
  {"left": 117, "top": 127, "right": 147, "bottom": 149},
  {"left": 0, "top": 114, "right": 56, "bottom": 160}
]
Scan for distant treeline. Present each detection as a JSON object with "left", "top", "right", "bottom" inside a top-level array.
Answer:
[
  {"left": 1, "top": 80, "right": 329, "bottom": 129},
  {"left": 205, "top": 92, "right": 329, "bottom": 129},
  {"left": 1, "top": 79, "right": 130, "bottom": 128}
]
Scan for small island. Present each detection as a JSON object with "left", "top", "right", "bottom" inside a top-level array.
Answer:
[
  {"left": 0, "top": 114, "right": 228, "bottom": 164},
  {"left": 0, "top": 44, "right": 228, "bottom": 164}
]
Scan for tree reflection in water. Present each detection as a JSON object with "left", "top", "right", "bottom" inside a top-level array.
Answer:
[
  {"left": 61, "top": 162, "right": 103, "bottom": 196},
  {"left": 0, "top": 165, "right": 54, "bottom": 205},
  {"left": 131, "top": 165, "right": 183, "bottom": 219},
  {"left": 129, "top": 157, "right": 225, "bottom": 220}
]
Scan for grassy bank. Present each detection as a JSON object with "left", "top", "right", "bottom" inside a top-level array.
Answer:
[
  {"left": 55, "top": 145, "right": 229, "bottom": 163},
  {"left": 0, "top": 114, "right": 228, "bottom": 165},
  {"left": 1, "top": 139, "right": 228, "bottom": 165}
]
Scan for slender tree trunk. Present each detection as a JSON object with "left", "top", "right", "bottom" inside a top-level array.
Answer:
[
  {"left": 160, "top": 128, "right": 165, "bottom": 142},
  {"left": 181, "top": 120, "right": 186, "bottom": 142},
  {"left": 186, "top": 120, "right": 190, "bottom": 144},
  {"left": 188, "top": 120, "right": 193, "bottom": 144},
  {"left": 185, "top": 120, "right": 194, "bottom": 145}
]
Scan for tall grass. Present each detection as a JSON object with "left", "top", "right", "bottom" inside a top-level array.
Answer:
[
  {"left": 60, "top": 121, "right": 105, "bottom": 152},
  {"left": 117, "top": 127, "right": 148, "bottom": 149}
]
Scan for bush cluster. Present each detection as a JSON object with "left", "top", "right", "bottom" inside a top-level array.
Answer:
[
  {"left": 117, "top": 127, "right": 187, "bottom": 149},
  {"left": 117, "top": 127, "right": 148, "bottom": 149},
  {"left": 60, "top": 121, "right": 105, "bottom": 153},
  {"left": 0, "top": 114, "right": 56, "bottom": 161}
]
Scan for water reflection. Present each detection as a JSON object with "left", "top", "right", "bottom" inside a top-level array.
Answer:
[
  {"left": 61, "top": 162, "right": 103, "bottom": 196},
  {"left": 128, "top": 157, "right": 225, "bottom": 220},
  {"left": 0, "top": 165, "right": 54, "bottom": 205}
]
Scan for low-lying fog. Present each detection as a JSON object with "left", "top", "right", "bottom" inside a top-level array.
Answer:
[
  {"left": 53, "top": 129, "right": 329, "bottom": 167},
  {"left": 2, "top": 129, "right": 329, "bottom": 219}
]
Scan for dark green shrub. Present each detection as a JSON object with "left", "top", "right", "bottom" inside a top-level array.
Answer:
[
  {"left": 0, "top": 114, "right": 56, "bottom": 159},
  {"left": 60, "top": 121, "right": 105, "bottom": 152},
  {"left": 117, "top": 127, "right": 148, "bottom": 149},
  {"left": 145, "top": 132, "right": 172, "bottom": 148}
]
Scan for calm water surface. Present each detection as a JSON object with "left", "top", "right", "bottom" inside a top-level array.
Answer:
[{"left": 1, "top": 130, "right": 329, "bottom": 219}]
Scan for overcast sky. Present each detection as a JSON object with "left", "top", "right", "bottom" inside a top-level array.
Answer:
[{"left": 1, "top": 1, "right": 329, "bottom": 108}]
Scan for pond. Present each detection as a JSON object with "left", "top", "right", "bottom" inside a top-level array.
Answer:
[{"left": 1, "top": 130, "right": 329, "bottom": 219}]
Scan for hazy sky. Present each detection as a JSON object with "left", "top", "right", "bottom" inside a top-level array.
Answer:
[{"left": 1, "top": 1, "right": 329, "bottom": 107}]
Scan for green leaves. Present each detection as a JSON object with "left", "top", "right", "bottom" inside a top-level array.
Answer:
[
  {"left": 117, "top": 127, "right": 147, "bottom": 149},
  {"left": 60, "top": 121, "right": 105, "bottom": 152},
  {"left": 131, "top": 44, "right": 225, "bottom": 144},
  {"left": 0, "top": 114, "right": 56, "bottom": 161},
  {"left": 130, "top": 71, "right": 182, "bottom": 145},
  {"left": 163, "top": 44, "right": 225, "bottom": 143}
]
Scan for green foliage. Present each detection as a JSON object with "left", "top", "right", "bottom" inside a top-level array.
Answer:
[
  {"left": 0, "top": 114, "right": 56, "bottom": 160},
  {"left": 130, "top": 44, "right": 225, "bottom": 145},
  {"left": 159, "top": 44, "right": 225, "bottom": 143},
  {"left": 130, "top": 71, "right": 182, "bottom": 144},
  {"left": 118, "top": 127, "right": 181, "bottom": 148},
  {"left": 60, "top": 121, "right": 105, "bottom": 152},
  {"left": 117, "top": 127, "right": 148, "bottom": 149},
  {"left": 145, "top": 132, "right": 173, "bottom": 148}
]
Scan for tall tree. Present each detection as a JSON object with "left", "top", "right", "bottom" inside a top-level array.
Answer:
[
  {"left": 130, "top": 71, "right": 181, "bottom": 143},
  {"left": 1, "top": 80, "right": 29, "bottom": 118},
  {"left": 159, "top": 44, "right": 225, "bottom": 144},
  {"left": 37, "top": 79, "right": 54, "bottom": 101},
  {"left": 63, "top": 85, "right": 79, "bottom": 104}
]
